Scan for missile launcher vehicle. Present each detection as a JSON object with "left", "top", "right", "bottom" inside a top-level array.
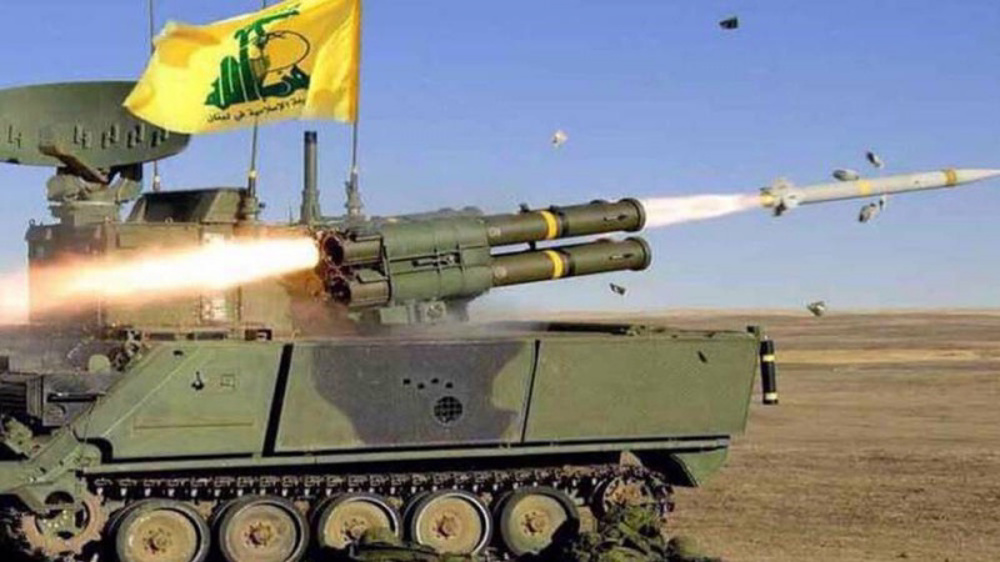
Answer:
[
  {"left": 1, "top": 80, "right": 998, "bottom": 561},
  {"left": 0, "top": 82, "right": 769, "bottom": 561}
]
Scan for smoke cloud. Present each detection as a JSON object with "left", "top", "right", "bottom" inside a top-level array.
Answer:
[
  {"left": 641, "top": 193, "right": 759, "bottom": 228},
  {"left": 0, "top": 237, "right": 320, "bottom": 325}
]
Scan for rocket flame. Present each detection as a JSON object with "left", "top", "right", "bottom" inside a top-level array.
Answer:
[
  {"left": 0, "top": 237, "right": 320, "bottom": 324},
  {"left": 641, "top": 194, "right": 759, "bottom": 228},
  {"left": 0, "top": 270, "right": 29, "bottom": 325}
]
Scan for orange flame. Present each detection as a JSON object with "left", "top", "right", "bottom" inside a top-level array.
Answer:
[{"left": 0, "top": 237, "right": 320, "bottom": 324}]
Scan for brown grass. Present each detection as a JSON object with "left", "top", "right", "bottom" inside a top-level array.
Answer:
[{"left": 659, "top": 312, "right": 1000, "bottom": 562}]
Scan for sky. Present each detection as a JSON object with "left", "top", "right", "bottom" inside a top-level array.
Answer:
[{"left": 0, "top": 0, "right": 998, "bottom": 312}]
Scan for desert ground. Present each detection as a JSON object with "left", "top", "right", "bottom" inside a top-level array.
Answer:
[{"left": 656, "top": 312, "right": 1000, "bottom": 562}]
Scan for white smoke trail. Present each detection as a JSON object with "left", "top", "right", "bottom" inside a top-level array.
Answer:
[{"left": 640, "top": 193, "right": 760, "bottom": 228}]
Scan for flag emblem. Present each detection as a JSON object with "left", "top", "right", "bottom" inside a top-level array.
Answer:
[{"left": 125, "top": 0, "right": 361, "bottom": 134}]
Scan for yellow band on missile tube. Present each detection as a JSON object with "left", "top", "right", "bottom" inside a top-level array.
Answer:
[
  {"left": 759, "top": 193, "right": 777, "bottom": 207},
  {"left": 762, "top": 354, "right": 776, "bottom": 362},
  {"left": 858, "top": 180, "right": 873, "bottom": 197},
  {"left": 539, "top": 210, "right": 559, "bottom": 240},
  {"left": 543, "top": 249, "right": 566, "bottom": 279}
]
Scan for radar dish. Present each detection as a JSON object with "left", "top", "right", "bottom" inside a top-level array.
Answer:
[{"left": 0, "top": 82, "right": 190, "bottom": 169}]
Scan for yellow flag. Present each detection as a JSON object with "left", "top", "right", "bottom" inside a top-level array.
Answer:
[{"left": 125, "top": 0, "right": 361, "bottom": 134}]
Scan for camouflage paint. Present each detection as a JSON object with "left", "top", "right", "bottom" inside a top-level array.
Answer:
[{"left": 275, "top": 340, "right": 532, "bottom": 451}]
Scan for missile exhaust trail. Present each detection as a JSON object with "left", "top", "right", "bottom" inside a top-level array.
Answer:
[
  {"left": 0, "top": 237, "right": 320, "bottom": 324},
  {"left": 640, "top": 194, "right": 760, "bottom": 228}
]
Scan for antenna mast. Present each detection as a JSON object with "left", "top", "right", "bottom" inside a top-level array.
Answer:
[{"left": 345, "top": 121, "right": 363, "bottom": 219}]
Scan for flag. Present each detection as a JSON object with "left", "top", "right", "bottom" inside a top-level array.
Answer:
[{"left": 125, "top": 0, "right": 361, "bottom": 134}]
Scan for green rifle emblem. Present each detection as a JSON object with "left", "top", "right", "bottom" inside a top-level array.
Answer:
[{"left": 206, "top": 6, "right": 312, "bottom": 111}]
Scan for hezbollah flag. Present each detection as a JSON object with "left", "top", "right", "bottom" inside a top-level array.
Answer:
[{"left": 125, "top": 0, "right": 361, "bottom": 134}]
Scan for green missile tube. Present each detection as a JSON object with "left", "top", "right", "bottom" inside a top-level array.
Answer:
[
  {"left": 327, "top": 237, "right": 652, "bottom": 309},
  {"left": 482, "top": 199, "right": 646, "bottom": 246},
  {"left": 321, "top": 199, "right": 647, "bottom": 268},
  {"left": 491, "top": 237, "right": 651, "bottom": 287}
]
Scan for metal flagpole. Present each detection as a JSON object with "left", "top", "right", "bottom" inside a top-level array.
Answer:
[
  {"left": 148, "top": 0, "right": 161, "bottom": 192},
  {"left": 246, "top": 0, "right": 268, "bottom": 212},
  {"left": 345, "top": 0, "right": 364, "bottom": 219}
]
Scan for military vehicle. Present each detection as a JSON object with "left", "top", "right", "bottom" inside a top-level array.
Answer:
[{"left": 0, "top": 82, "right": 770, "bottom": 561}]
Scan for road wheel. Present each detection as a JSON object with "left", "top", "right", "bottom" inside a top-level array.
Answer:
[
  {"left": 313, "top": 492, "right": 401, "bottom": 550},
  {"left": 406, "top": 490, "right": 491, "bottom": 555},
  {"left": 113, "top": 499, "right": 210, "bottom": 562},
  {"left": 216, "top": 496, "right": 308, "bottom": 562},
  {"left": 496, "top": 487, "right": 579, "bottom": 556}
]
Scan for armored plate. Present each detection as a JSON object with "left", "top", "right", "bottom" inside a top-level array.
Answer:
[{"left": 0, "top": 81, "right": 189, "bottom": 168}]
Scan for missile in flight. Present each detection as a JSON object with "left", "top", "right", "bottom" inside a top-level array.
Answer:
[{"left": 759, "top": 168, "right": 1000, "bottom": 216}]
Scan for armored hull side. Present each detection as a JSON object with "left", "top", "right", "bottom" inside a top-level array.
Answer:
[{"left": 0, "top": 322, "right": 758, "bottom": 560}]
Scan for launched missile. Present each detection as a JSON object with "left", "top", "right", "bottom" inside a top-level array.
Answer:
[{"left": 759, "top": 168, "right": 1000, "bottom": 216}]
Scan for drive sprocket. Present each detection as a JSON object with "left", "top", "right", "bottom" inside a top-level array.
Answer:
[{"left": 18, "top": 491, "right": 106, "bottom": 559}]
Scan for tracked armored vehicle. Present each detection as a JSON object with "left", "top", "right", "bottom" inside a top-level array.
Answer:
[{"left": 0, "top": 83, "right": 768, "bottom": 561}]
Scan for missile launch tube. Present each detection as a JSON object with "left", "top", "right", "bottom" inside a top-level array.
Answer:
[
  {"left": 322, "top": 234, "right": 383, "bottom": 267},
  {"left": 322, "top": 198, "right": 648, "bottom": 268},
  {"left": 483, "top": 199, "right": 645, "bottom": 246},
  {"left": 491, "top": 237, "right": 651, "bottom": 287},
  {"left": 327, "top": 237, "right": 652, "bottom": 309}
]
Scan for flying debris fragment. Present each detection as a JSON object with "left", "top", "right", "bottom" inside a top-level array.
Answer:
[
  {"left": 719, "top": 16, "right": 739, "bottom": 30},
  {"left": 858, "top": 195, "right": 888, "bottom": 223},
  {"left": 551, "top": 129, "right": 569, "bottom": 149},
  {"left": 833, "top": 169, "right": 860, "bottom": 182},
  {"left": 858, "top": 202, "right": 879, "bottom": 223},
  {"left": 866, "top": 150, "right": 885, "bottom": 169},
  {"left": 807, "top": 301, "right": 827, "bottom": 317},
  {"left": 609, "top": 283, "right": 627, "bottom": 296}
]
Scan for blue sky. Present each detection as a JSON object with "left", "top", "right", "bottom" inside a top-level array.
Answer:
[{"left": 0, "top": 1, "right": 998, "bottom": 311}]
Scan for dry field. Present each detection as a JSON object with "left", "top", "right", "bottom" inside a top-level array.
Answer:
[{"left": 659, "top": 312, "right": 1000, "bottom": 562}]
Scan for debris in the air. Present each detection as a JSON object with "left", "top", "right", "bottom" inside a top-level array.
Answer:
[
  {"left": 866, "top": 150, "right": 885, "bottom": 169},
  {"left": 859, "top": 195, "right": 888, "bottom": 223},
  {"left": 551, "top": 130, "right": 569, "bottom": 149},
  {"left": 609, "top": 283, "right": 627, "bottom": 296},
  {"left": 807, "top": 301, "right": 827, "bottom": 317},
  {"left": 719, "top": 16, "right": 739, "bottom": 30},
  {"left": 858, "top": 203, "right": 879, "bottom": 223},
  {"left": 832, "top": 169, "right": 860, "bottom": 182}
]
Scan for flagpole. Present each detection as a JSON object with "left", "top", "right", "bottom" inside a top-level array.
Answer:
[
  {"left": 148, "top": 0, "right": 161, "bottom": 192},
  {"left": 345, "top": 0, "right": 364, "bottom": 219},
  {"left": 246, "top": 0, "right": 268, "bottom": 217}
]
